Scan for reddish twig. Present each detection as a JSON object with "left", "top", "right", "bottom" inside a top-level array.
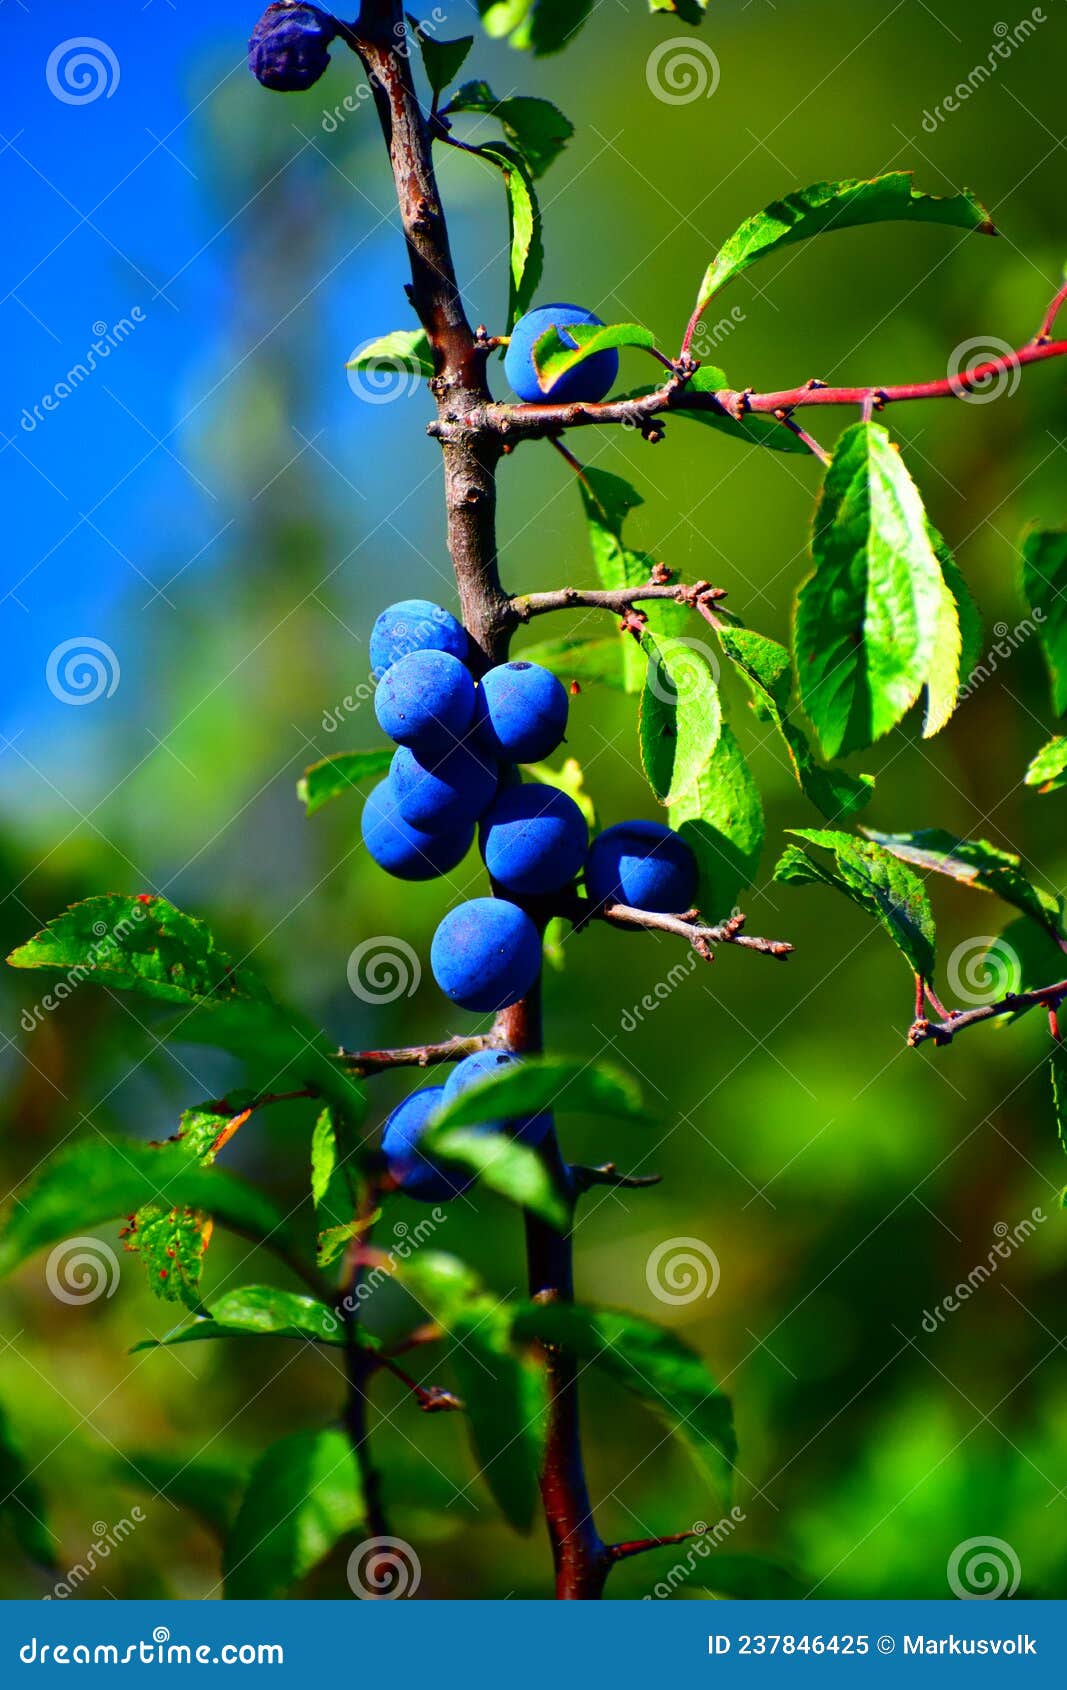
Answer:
[
  {"left": 609, "top": 1528, "right": 703, "bottom": 1563},
  {"left": 908, "top": 978, "right": 1067, "bottom": 1048}
]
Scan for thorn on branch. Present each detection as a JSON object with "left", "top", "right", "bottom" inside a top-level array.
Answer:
[
  {"left": 572, "top": 1162, "right": 663, "bottom": 1194},
  {"left": 608, "top": 1529, "right": 703, "bottom": 1563}
]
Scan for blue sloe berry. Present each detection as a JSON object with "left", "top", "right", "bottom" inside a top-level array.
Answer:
[
  {"left": 585, "top": 819, "right": 698, "bottom": 913},
  {"left": 375, "top": 649, "right": 476, "bottom": 760},
  {"left": 431, "top": 897, "right": 542, "bottom": 1013},
  {"left": 504, "top": 303, "right": 619, "bottom": 405},
  {"left": 391, "top": 742, "right": 498, "bottom": 831},
  {"left": 442, "top": 1049, "right": 552, "bottom": 1147},
  {"left": 475, "top": 660, "right": 569, "bottom": 763},
  {"left": 479, "top": 783, "right": 587, "bottom": 896},
  {"left": 369, "top": 599, "right": 469, "bottom": 680},
  {"left": 361, "top": 778, "right": 473, "bottom": 881},
  {"left": 381, "top": 1086, "right": 471, "bottom": 1203}
]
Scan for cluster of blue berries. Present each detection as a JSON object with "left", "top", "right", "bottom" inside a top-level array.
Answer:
[{"left": 364, "top": 595, "right": 699, "bottom": 1201}]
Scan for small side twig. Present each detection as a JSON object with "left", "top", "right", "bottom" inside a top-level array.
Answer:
[
  {"left": 595, "top": 903, "right": 793, "bottom": 961},
  {"left": 511, "top": 580, "right": 726, "bottom": 622},
  {"left": 338, "top": 1032, "right": 502, "bottom": 1076},
  {"left": 572, "top": 1163, "right": 662, "bottom": 1194},
  {"left": 608, "top": 1528, "right": 703, "bottom": 1563},
  {"left": 908, "top": 977, "right": 1067, "bottom": 1048}
]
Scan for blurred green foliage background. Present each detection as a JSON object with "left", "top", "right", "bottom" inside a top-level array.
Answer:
[{"left": 2, "top": 0, "right": 1066, "bottom": 1599}]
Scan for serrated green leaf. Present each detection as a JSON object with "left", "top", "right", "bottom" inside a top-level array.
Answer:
[
  {"left": 477, "top": 0, "right": 594, "bottom": 55},
  {"left": 0, "top": 1137, "right": 292, "bottom": 1281},
  {"left": 398, "top": 1253, "right": 546, "bottom": 1532},
  {"left": 474, "top": 141, "right": 542, "bottom": 326},
  {"left": 133, "top": 1286, "right": 351, "bottom": 1352},
  {"left": 446, "top": 81, "right": 572, "bottom": 177},
  {"left": 775, "top": 829, "right": 936, "bottom": 979},
  {"left": 531, "top": 321, "right": 651, "bottom": 391},
  {"left": 345, "top": 328, "right": 433, "bottom": 379},
  {"left": 223, "top": 1429, "right": 363, "bottom": 1599},
  {"left": 512, "top": 1303, "right": 735, "bottom": 1498},
  {"left": 696, "top": 174, "right": 995, "bottom": 311},
  {"left": 298, "top": 749, "right": 394, "bottom": 816},
  {"left": 795, "top": 422, "right": 944, "bottom": 758},
  {"left": 863, "top": 828, "right": 1060, "bottom": 935},
  {"left": 1021, "top": 526, "right": 1067, "bottom": 715},
  {"left": 429, "top": 1057, "right": 653, "bottom": 1131},
  {"left": 716, "top": 625, "right": 873, "bottom": 821},
  {"left": 925, "top": 537, "right": 983, "bottom": 736},
  {"left": 640, "top": 632, "right": 722, "bottom": 804},
  {"left": 516, "top": 635, "right": 627, "bottom": 692},
  {"left": 8, "top": 895, "right": 367, "bottom": 1128},
  {"left": 670, "top": 723, "right": 763, "bottom": 920},
  {"left": 522, "top": 756, "right": 597, "bottom": 830},
  {"left": 407, "top": 18, "right": 473, "bottom": 97},
  {"left": 1025, "top": 736, "right": 1067, "bottom": 793},
  {"left": 0, "top": 1401, "right": 58, "bottom": 1569}
]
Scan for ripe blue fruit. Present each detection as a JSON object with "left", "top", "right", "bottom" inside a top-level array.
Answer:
[
  {"left": 443, "top": 1049, "right": 553, "bottom": 1147},
  {"left": 248, "top": 3, "right": 337, "bottom": 91},
  {"left": 504, "top": 303, "right": 619, "bottom": 405},
  {"left": 369, "top": 598, "right": 469, "bottom": 680},
  {"left": 475, "top": 660, "right": 569, "bottom": 762},
  {"left": 479, "top": 784, "right": 587, "bottom": 896},
  {"left": 585, "top": 819, "right": 698, "bottom": 913},
  {"left": 391, "top": 742, "right": 498, "bottom": 831},
  {"left": 361, "top": 779, "right": 473, "bottom": 881},
  {"left": 375, "top": 649, "right": 476, "bottom": 760},
  {"left": 381, "top": 1086, "right": 470, "bottom": 1203},
  {"left": 431, "top": 897, "right": 542, "bottom": 1013}
]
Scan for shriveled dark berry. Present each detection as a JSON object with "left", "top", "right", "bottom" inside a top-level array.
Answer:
[{"left": 248, "top": 3, "right": 338, "bottom": 93}]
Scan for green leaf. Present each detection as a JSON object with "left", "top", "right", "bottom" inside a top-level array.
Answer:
[
  {"left": 345, "top": 328, "right": 433, "bottom": 379},
  {"left": 0, "top": 1401, "right": 57, "bottom": 1569},
  {"left": 531, "top": 321, "right": 651, "bottom": 391},
  {"left": 716, "top": 625, "right": 873, "bottom": 821},
  {"left": 446, "top": 81, "right": 572, "bottom": 178},
  {"left": 863, "top": 829, "right": 1060, "bottom": 935},
  {"left": 298, "top": 749, "right": 394, "bottom": 816},
  {"left": 122, "top": 1104, "right": 237, "bottom": 1313},
  {"left": 577, "top": 468, "right": 688, "bottom": 692},
  {"left": 983, "top": 916, "right": 1066, "bottom": 1003},
  {"left": 696, "top": 174, "right": 995, "bottom": 311},
  {"left": 0, "top": 1136, "right": 292, "bottom": 1281},
  {"left": 1050, "top": 1044, "right": 1067, "bottom": 1159},
  {"left": 794, "top": 422, "right": 944, "bottom": 758},
  {"left": 399, "top": 1254, "right": 546, "bottom": 1531},
  {"left": 522, "top": 756, "right": 597, "bottom": 830},
  {"left": 407, "top": 18, "right": 473, "bottom": 97},
  {"left": 8, "top": 895, "right": 367, "bottom": 1127},
  {"left": 924, "top": 538, "right": 983, "bottom": 737},
  {"left": 775, "top": 829, "right": 936, "bottom": 979},
  {"left": 133, "top": 1286, "right": 352, "bottom": 1352},
  {"left": 477, "top": 0, "right": 595, "bottom": 56},
  {"left": 512, "top": 1303, "right": 735, "bottom": 1498},
  {"left": 1021, "top": 526, "right": 1067, "bottom": 715},
  {"left": 516, "top": 635, "right": 627, "bottom": 692},
  {"left": 431, "top": 1129, "right": 570, "bottom": 1230},
  {"left": 223, "top": 1428, "right": 363, "bottom": 1599},
  {"left": 429, "top": 1057, "right": 653, "bottom": 1131},
  {"left": 670, "top": 723, "right": 764, "bottom": 920},
  {"left": 311, "top": 1108, "right": 338, "bottom": 1209},
  {"left": 1025, "top": 736, "right": 1067, "bottom": 793},
  {"left": 690, "top": 1555, "right": 807, "bottom": 1600},
  {"left": 640, "top": 632, "right": 722, "bottom": 804},
  {"left": 473, "top": 142, "right": 542, "bottom": 327},
  {"left": 667, "top": 367, "right": 812, "bottom": 454}
]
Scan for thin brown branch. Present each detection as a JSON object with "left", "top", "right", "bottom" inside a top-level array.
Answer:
[
  {"left": 337, "top": 1031, "right": 501, "bottom": 1076},
  {"left": 572, "top": 1163, "right": 662, "bottom": 1194},
  {"left": 511, "top": 580, "right": 727, "bottom": 622},
  {"left": 609, "top": 1529, "right": 702, "bottom": 1563},
  {"left": 595, "top": 903, "right": 793, "bottom": 961},
  {"left": 431, "top": 323, "right": 1067, "bottom": 444},
  {"left": 908, "top": 978, "right": 1067, "bottom": 1048},
  {"left": 375, "top": 1353, "right": 463, "bottom": 1414}
]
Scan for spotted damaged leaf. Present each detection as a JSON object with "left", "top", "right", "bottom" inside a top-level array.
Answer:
[
  {"left": 863, "top": 829, "right": 1062, "bottom": 938},
  {"left": 121, "top": 1104, "right": 239, "bottom": 1312}
]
